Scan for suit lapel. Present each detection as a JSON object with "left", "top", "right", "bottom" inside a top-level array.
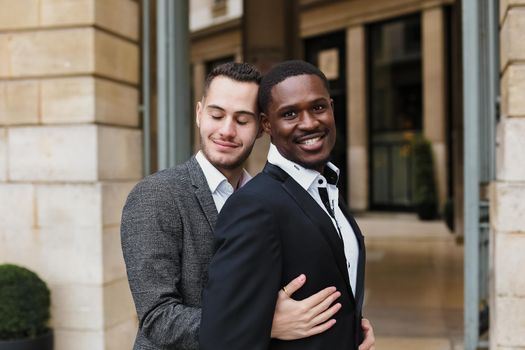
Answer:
[
  {"left": 263, "top": 164, "right": 353, "bottom": 300},
  {"left": 187, "top": 156, "right": 218, "bottom": 230},
  {"left": 338, "top": 199, "right": 366, "bottom": 311}
]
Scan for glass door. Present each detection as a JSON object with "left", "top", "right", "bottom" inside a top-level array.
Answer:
[{"left": 368, "top": 14, "right": 422, "bottom": 210}]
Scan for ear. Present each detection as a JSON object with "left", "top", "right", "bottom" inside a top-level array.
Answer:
[
  {"left": 261, "top": 113, "right": 271, "bottom": 136},
  {"left": 195, "top": 101, "right": 203, "bottom": 128}
]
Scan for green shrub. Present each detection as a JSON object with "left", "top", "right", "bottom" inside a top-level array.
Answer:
[
  {"left": 411, "top": 136, "right": 438, "bottom": 220},
  {"left": 0, "top": 264, "right": 51, "bottom": 340}
]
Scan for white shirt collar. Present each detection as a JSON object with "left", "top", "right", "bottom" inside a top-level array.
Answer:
[
  {"left": 195, "top": 151, "right": 251, "bottom": 194},
  {"left": 267, "top": 143, "right": 339, "bottom": 191}
]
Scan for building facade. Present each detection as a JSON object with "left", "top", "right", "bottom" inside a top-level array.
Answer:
[
  {"left": 0, "top": 0, "right": 524, "bottom": 349},
  {"left": 190, "top": 0, "right": 459, "bottom": 215},
  {"left": 0, "top": 1, "right": 140, "bottom": 349}
]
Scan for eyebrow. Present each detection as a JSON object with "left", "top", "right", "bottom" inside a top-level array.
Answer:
[
  {"left": 207, "top": 104, "right": 257, "bottom": 117},
  {"left": 276, "top": 97, "right": 329, "bottom": 112}
]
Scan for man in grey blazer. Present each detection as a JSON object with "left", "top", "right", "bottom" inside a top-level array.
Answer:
[{"left": 121, "top": 62, "right": 352, "bottom": 349}]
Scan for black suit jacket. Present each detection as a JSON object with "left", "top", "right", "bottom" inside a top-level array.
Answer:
[{"left": 200, "top": 163, "right": 366, "bottom": 350}]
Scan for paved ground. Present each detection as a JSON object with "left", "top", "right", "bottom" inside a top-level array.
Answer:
[{"left": 356, "top": 212, "right": 464, "bottom": 350}]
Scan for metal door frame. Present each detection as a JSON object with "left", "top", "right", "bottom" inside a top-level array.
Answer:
[{"left": 462, "top": 0, "right": 498, "bottom": 349}]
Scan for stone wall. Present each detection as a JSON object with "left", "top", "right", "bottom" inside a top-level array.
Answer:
[
  {"left": 0, "top": 1, "right": 141, "bottom": 349},
  {"left": 491, "top": 1, "right": 525, "bottom": 348}
]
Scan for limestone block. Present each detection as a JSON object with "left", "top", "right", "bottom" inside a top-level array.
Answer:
[
  {"left": 103, "top": 278, "right": 135, "bottom": 328},
  {"left": 36, "top": 184, "right": 102, "bottom": 229},
  {"left": 51, "top": 283, "right": 103, "bottom": 330},
  {"left": 39, "top": 227, "right": 102, "bottom": 284},
  {"left": 0, "top": 228, "right": 40, "bottom": 270},
  {"left": 348, "top": 146, "right": 368, "bottom": 211},
  {"left": 501, "top": 0, "right": 525, "bottom": 23},
  {"left": 95, "top": 79, "right": 139, "bottom": 127},
  {"left": 494, "top": 296, "right": 525, "bottom": 346},
  {"left": 54, "top": 329, "right": 104, "bottom": 350},
  {"left": 0, "top": 128, "right": 6, "bottom": 181},
  {"left": 98, "top": 126, "right": 142, "bottom": 181},
  {"left": 501, "top": 64, "right": 525, "bottom": 117},
  {"left": 105, "top": 317, "right": 138, "bottom": 350},
  {"left": 496, "top": 118, "right": 525, "bottom": 181},
  {"left": 490, "top": 182, "right": 525, "bottom": 232},
  {"left": 0, "top": 80, "right": 39, "bottom": 125},
  {"left": 41, "top": 77, "right": 139, "bottom": 126},
  {"left": 41, "top": 77, "right": 95, "bottom": 124},
  {"left": 0, "top": 184, "right": 34, "bottom": 229},
  {"left": 40, "top": 0, "right": 94, "bottom": 27},
  {"left": 0, "top": 36, "right": 7, "bottom": 76},
  {"left": 102, "top": 182, "right": 136, "bottom": 227},
  {"left": 0, "top": 0, "right": 39, "bottom": 30},
  {"left": 95, "top": 30, "right": 139, "bottom": 85},
  {"left": 494, "top": 232, "right": 525, "bottom": 297},
  {"left": 95, "top": 0, "right": 139, "bottom": 41},
  {"left": 0, "top": 28, "right": 94, "bottom": 78},
  {"left": 8, "top": 125, "right": 98, "bottom": 181},
  {"left": 103, "top": 227, "right": 127, "bottom": 283},
  {"left": 501, "top": 8, "right": 525, "bottom": 72}
]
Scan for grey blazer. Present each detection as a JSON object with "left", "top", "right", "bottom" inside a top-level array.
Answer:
[{"left": 121, "top": 156, "right": 217, "bottom": 350}]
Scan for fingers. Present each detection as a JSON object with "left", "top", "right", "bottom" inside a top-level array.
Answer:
[
  {"left": 309, "top": 302, "right": 341, "bottom": 327},
  {"left": 304, "top": 318, "right": 337, "bottom": 337},
  {"left": 302, "top": 286, "right": 338, "bottom": 308},
  {"left": 309, "top": 289, "right": 341, "bottom": 316},
  {"left": 281, "top": 274, "right": 306, "bottom": 297},
  {"left": 358, "top": 318, "right": 376, "bottom": 350}
]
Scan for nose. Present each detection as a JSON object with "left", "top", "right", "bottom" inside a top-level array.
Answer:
[
  {"left": 298, "top": 111, "right": 319, "bottom": 131},
  {"left": 218, "top": 117, "right": 236, "bottom": 138}
]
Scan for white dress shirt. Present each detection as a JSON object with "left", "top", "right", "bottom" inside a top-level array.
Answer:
[
  {"left": 195, "top": 151, "right": 252, "bottom": 212},
  {"left": 267, "top": 143, "right": 359, "bottom": 296}
]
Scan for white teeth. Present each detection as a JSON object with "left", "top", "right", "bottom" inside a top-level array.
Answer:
[{"left": 302, "top": 137, "right": 321, "bottom": 145}]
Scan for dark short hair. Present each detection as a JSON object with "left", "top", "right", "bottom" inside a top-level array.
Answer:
[
  {"left": 257, "top": 60, "right": 330, "bottom": 114},
  {"left": 203, "top": 62, "right": 261, "bottom": 97}
]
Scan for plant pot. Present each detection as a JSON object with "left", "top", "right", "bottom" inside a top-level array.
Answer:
[
  {"left": 416, "top": 202, "right": 437, "bottom": 221},
  {"left": 0, "top": 331, "right": 53, "bottom": 350}
]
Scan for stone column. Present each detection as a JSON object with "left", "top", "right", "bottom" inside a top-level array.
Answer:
[
  {"left": 490, "top": 2, "right": 525, "bottom": 348},
  {"left": 422, "top": 6, "right": 448, "bottom": 210},
  {"left": 347, "top": 25, "right": 368, "bottom": 211},
  {"left": 192, "top": 61, "right": 206, "bottom": 153},
  {"left": 0, "top": 1, "right": 141, "bottom": 349}
]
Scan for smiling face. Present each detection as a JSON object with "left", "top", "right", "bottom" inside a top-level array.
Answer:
[
  {"left": 261, "top": 74, "right": 336, "bottom": 172},
  {"left": 196, "top": 76, "right": 261, "bottom": 173}
]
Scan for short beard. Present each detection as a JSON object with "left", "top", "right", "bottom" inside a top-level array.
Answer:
[
  {"left": 201, "top": 138, "right": 256, "bottom": 171},
  {"left": 296, "top": 154, "right": 332, "bottom": 173}
]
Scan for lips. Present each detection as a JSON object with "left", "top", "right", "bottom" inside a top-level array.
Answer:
[
  {"left": 295, "top": 131, "right": 326, "bottom": 145},
  {"left": 212, "top": 138, "right": 239, "bottom": 149}
]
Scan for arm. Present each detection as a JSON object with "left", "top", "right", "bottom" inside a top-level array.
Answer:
[
  {"left": 120, "top": 178, "right": 200, "bottom": 349},
  {"left": 272, "top": 274, "right": 342, "bottom": 340},
  {"left": 200, "top": 192, "right": 282, "bottom": 350}
]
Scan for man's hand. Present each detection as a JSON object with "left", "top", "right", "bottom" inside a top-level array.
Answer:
[
  {"left": 358, "top": 318, "right": 376, "bottom": 350},
  {"left": 271, "top": 274, "right": 342, "bottom": 340}
]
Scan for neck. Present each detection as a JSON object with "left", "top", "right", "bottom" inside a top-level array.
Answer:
[{"left": 219, "top": 166, "right": 244, "bottom": 189}]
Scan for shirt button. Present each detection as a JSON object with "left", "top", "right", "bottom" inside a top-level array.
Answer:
[
  {"left": 347, "top": 262, "right": 351, "bottom": 268},
  {"left": 318, "top": 179, "right": 324, "bottom": 184}
]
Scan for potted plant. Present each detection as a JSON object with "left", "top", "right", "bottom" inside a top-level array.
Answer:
[
  {"left": 411, "top": 136, "right": 438, "bottom": 220},
  {"left": 0, "top": 264, "right": 53, "bottom": 350}
]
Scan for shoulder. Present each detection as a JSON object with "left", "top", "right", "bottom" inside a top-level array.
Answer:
[
  {"left": 221, "top": 172, "right": 282, "bottom": 213},
  {"left": 124, "top": 161, "right": 195, "bottom": 212}
]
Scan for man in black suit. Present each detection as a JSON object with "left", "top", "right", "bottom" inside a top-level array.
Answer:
[{"left": 200, "top": 60, "right": 374, "bottom": 350}]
